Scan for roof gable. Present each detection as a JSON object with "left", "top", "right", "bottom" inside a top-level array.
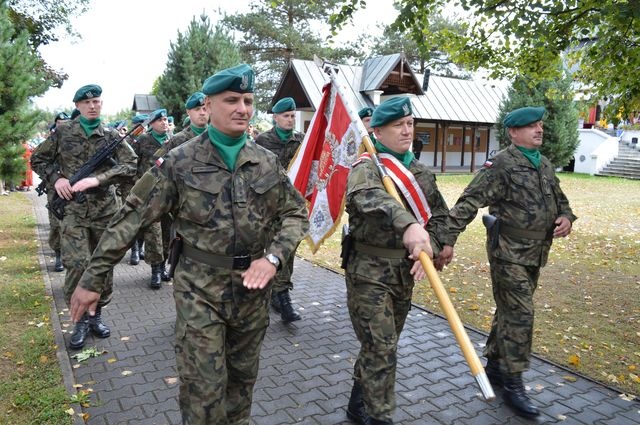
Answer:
[
  {"left": 132, "top": 94, "right": 160, "bottom": 112},
  {"left": 360, "top": 53, "right": 423, "bottom": 95}
]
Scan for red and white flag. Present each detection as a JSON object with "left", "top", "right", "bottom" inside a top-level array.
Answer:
[{"left": 288, "top": 82, "right": 363, "bottom": 252}]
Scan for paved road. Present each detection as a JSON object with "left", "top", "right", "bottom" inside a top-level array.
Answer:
[{"left": 30, "top": 191, "right": 639, "bottom": 424}]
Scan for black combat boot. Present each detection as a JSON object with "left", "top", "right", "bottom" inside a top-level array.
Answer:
[
  {"left": 160, "top": 260, "right": 171, "bottom": 282},
  {"left": 69, "top": 314, "right": 90, "bottom": 350},
  {"left": 276, "top": 289, "right": 301, "bottom": 322},
  {"left": 270, "top": 291, "right": 282, "bottom": 313},
  {"left": 346, "top": 380, "right": 370, "bottom": 424},
  {"left": 150, "top": 264, "right": 162, "bottom": 289},
  {"left": 503, "top": 374, "right": 540, "bottom": 418},
  {"left": 129, "top": 241, "right": 140, "bottom": 265},
  {"left": 138, "top": 239, "right": 145, "bottom": 260},
  {"left": 54, "top": 251, "right": 64, "bottom": 272},
  {"left": 88, "top": 306, "right": 110, "bottom": 338},
  {"left": 485, "top": 359, "right": 503, "bottom": 387}
]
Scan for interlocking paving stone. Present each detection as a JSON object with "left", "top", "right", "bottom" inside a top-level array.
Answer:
[{"left": 28, "top": 190, "right": 640, "bottom": 424}]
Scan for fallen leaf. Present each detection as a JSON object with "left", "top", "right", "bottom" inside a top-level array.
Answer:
[
  {"left": 164, "top": 377, "right": 178, "bottom": 385},
  {"left": 66, "top": 408, "right": 75, "bottom": 415},
  {"left": 568, "top": 354, "right": 581, "bottom": 367},
  {"left": 73, "top": 384, "right": 83, "bottom": 388},
  {"left": 562, "top": 375, "right": 577, "bottom": 382},
  {"left": 121, "top": 370, "right": 133, "bottom": 376},
  {"left": 120, "top": 336, "right": 130, "bottom": 341},
  {"left": 79, "top": 413, "right": 90, "bottom": 421},
  {"left": 107, "top": 358, "right": 117, "bottom": 364},
  {"left": 556, "top": 414, "right": 567, "bottom": 420}
]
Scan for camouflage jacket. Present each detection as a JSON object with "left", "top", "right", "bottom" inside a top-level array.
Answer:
[
  {"left": 31, "top": 118, "right": 137, "bottom": 219},
  {"left": 346, "top": 157, "right": 450, "bottom": 264},
  {"left": 254, "top": 127, "right": 304, "bottom": 169},
  {"left": 443, "top": 144, "right": 577, "bottom": 267},
  {"left": 134, "top": 132, "right": 166, "bottom": 178},
  {"left": 153, "top": 125, "right": 199, "bottom": 160},
  {"left": 78, "top": 133, "right": 310, "bottom": 301}
]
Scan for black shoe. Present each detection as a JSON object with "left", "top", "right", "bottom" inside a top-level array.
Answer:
[
  {"left": 346, "top": 380, "right": 370, "bottom": 424},
  {"left": 69, "top": 315, "right": 90, "bottom": 350},
  {"left": 503, "top": 374, "right": 540, "bottom": 418},
  {"left": 485, "top": 359, "right": 503, "bottom": 387},
  {"left": 54, "top": 251, "right": 64, "bottom": 272},
  {"left": 276, "top": 290, "right": 301, "bottom": 322},
  {"left": 129, "top": 242, "right": 140, "bottom": 265},
  {"left": 88, "top": 307, "right": 110, "bottom": 338},
  {"left": 369, "top": 419, "right": 393, "bottom": 425},
  {"left": 150, "top": 264, "right": 162, "bottom": 289},
  {"left": 160, "top": 261, "right": 171, "bottom": 281},
  {"left": 270, "top": 291, "right": 282, "bottom": 313}
]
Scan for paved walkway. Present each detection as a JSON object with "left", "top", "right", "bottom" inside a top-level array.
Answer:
[{"left": 30, "top": 191, "right": 639, "bottom": 425}]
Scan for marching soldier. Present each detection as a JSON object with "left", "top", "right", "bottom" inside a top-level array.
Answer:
[
  {"left": 124, "top": 114, "right": 148, "bottom": 265},
  {"left": 255, "top": 96, "right": 305, "bottom": 322},
  {"left": 153, "top": 91, "right": 209, "bottom": 158},
  {"left": 133, "top": 108, "right": 172, "bottom": 288},
  {"left": 441, "top": 106, "right": 576, "bottom": 418},
  {"left": 69, "top": 64, "right": 309, "bottom": 424},
  {"left": 358, "top": 106, "right": 375, "bottom": 139},
  {"left": 31, "top": 84, "right": 137, "bottom": 350},
  {"left": 343, "top": 97, "right": 451, "bottom": 424}
]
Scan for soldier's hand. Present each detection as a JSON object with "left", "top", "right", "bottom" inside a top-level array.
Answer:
[
  {"left": 553, "top": 216, "right": 572, "bottom": 238},
  {"left": 409, "top": 260, "right": 426, "bottom": 281},
  {"left": 434, "top": 245, "right": 454, "bottom": 271},
  {"left": 72, "top": 177, "right": 99, "bottom": 193},
  {"left": 242, "top": 258, "right": 277, "bottom": 290},
  {"left": 54, "top": 177, "right": 73, "bottom": 200},
  {"left": 402, "top": 223, "right": 433, "bottom": 259},
  {"left": 69, "top": 286, "right": 100, "bottom": 322}
]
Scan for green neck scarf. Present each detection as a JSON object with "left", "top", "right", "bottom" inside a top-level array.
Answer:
[
  {"left": 374, "top": 140, "right": 414, "bottom": 169},
  {"left": 275, "top": 126, "right": 294, "bottom": 142},
  {"left": 79, "top": 116, "right": 101, "bottom": 137},
  {"left": 207, "top": 125, "right": 247, "bottom": 170},
  {"left": 190, "top": 124, "right": 206, "bottom": 136},
  {"left": 151, "top": 130, "right": 168, "bottom": 145},
  {"left": 516, "top": 145, "right": 541, "bottom": 168}
]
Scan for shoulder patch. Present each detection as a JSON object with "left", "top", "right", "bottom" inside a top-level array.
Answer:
[
  {"left": 483, "top": 160, "right": 493, "bottom": 168},
  {"left": 155, "top": 157, "right": 165, "bottom": 168}
]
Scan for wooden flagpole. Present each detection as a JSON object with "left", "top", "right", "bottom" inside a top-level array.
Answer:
[{"left": 315, "top": 57, "right": 495, "bottom": 401}]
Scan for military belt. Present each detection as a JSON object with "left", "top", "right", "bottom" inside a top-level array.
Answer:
[
  {"left": 500, "top": 223, "right": 553, "bottom": 241},
  {"left": 353, "top": 241, "right": 408, "bottom": 259},
  {"left": 182, "top": 243, "right": 263, "bottom": 270}
]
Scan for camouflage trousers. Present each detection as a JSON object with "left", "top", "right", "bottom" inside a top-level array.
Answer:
[
  {"left": 140, "top": 221, "right": 164, "bottom": 265},
  {"left": 484, "top": 258, "right": 540, "bottom": 374},
  {"left": 174, "top": 284, "right": 270, "bottom": 425},
  {"left": 60, "top": 213, "right": 113, "bottom": 306},
  {"left": 345, "top": 256, "right": 414, "bottom": 422},
  {"left": 47, "top": 209, "right": 61, "bottom": 253},
  {"left": 271, "top": 241, "right": 300, "bottom": 293}
]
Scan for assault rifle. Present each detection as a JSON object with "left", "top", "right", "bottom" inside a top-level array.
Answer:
[{"left": 47, "top": 118, "right": 150, "bottom": 220}]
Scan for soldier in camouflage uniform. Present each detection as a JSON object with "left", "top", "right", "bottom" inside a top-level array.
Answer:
[
  {"left": 441, "top": 106, "right": 576, "bottom": 418},
  {"left": 153, "top": 91, "right": 209, "bottom": 159},
  {"left": 69, "top": 64, "right": 309, "bottom": 425},
  {"left": 31, "top": 84, "right": 137, "bottom": 350},
  {"left": 343, "top": 97, "right": 450, "bottom": 425},
  {"left": 43, "top": 111, "right": 71, "bottom": 272},
  {"left": 254, "top": 97, "right": 305, "bottom": 322},
  {"left": 134, "top": 108, "right": 173, "bottom": 288}
]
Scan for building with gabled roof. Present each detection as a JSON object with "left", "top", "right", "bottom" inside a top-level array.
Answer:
[
  {"left": 131, "top": 94, "right": 160, "bottom": 116},
  {"left": 271, "top": 54, "right": 510, "bottom": 172}
]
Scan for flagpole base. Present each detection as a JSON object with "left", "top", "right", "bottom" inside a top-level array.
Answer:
[{"left": 476, "top": 372, "right": 496, "bottom": 400}]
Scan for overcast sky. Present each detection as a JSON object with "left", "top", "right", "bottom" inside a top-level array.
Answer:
[{"left": 33, "top": 0, "right": 398, "bottom": 115}]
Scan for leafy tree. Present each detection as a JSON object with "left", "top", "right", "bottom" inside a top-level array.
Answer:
[
  {"left": 0, "top": 6, "right": 44, "bottom": 183},
  {"left": 6, "top": 0, "right": 89, "bottom": 88},
  {"left": 365, "top": 12, "right": 470, "bottom": 78},
  {"left": 496, "top": 64, "right": 580, "bottom": 168},
  {"left": 222, "top": 0, "right": 359, "bottom": 111},
  {"left": 155, "top": 14, "right": 243, "bottom": 128},
  {"left": 330, "top": 0, "right": 640, "bottom": 115}
]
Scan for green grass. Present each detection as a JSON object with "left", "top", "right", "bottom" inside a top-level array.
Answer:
[
  {"left": 298, "top": 173, "right": 640, "bottom": 397},
  {"left": 0, "top": 194, "right": 73, "bottom": 424}
]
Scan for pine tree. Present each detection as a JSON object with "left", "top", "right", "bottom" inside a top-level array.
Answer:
[
  {"left": 496, "top": 63, "right": 579, "bottom": 168},
  {"left": 155, "top": 15, "right": 243, "bottom": 128},
  {"left": 0, "top": 6, "right": 43, "bottom": 184}
]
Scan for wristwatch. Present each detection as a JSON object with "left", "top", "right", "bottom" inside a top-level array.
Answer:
[{"left": 265, "top": 253, "right": 281, "bottom": 270}]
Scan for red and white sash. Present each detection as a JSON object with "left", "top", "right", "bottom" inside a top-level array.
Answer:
[{"left": 358, "top": 153, "right": 432, "bottom": 226}]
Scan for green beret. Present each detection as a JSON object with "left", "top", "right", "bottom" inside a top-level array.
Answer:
[
  {"left": 73, "top": 84, "right": 102, "bottom": 102},
  {"left": 202, "top": 64, "right": 254, "bottom": 95},
  {"left": 168, "top": 116, "right": 174, "bottom": 124},
  {"left": 370, "top": 97, "right": 413, "bottom": 128},
  {"left": 503, "top": 106, "right": 546, "bottom": 128},
  {"left": 358, "top": 107, "right": 374, "bottom": 119},
  {"left": 132, "top": 114, "right": 148, "bottom": 124},
  {"left": 185, "top": 92, "right": 206, "bottom": 109},
  {"left": 55, "top": 112, "right": 70, "bottom": 122},
  {"left": 70, "top": 109, "right": 81, "bottom": 119},
  {"left": 272, "top": 97, "right": 296, "bottom": 113},
  {"left": 149, "top": 108, "right": 167, "bottom": 124},
  {"left": 183, "top": 116, "right": 191, "bottom": 127}
]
